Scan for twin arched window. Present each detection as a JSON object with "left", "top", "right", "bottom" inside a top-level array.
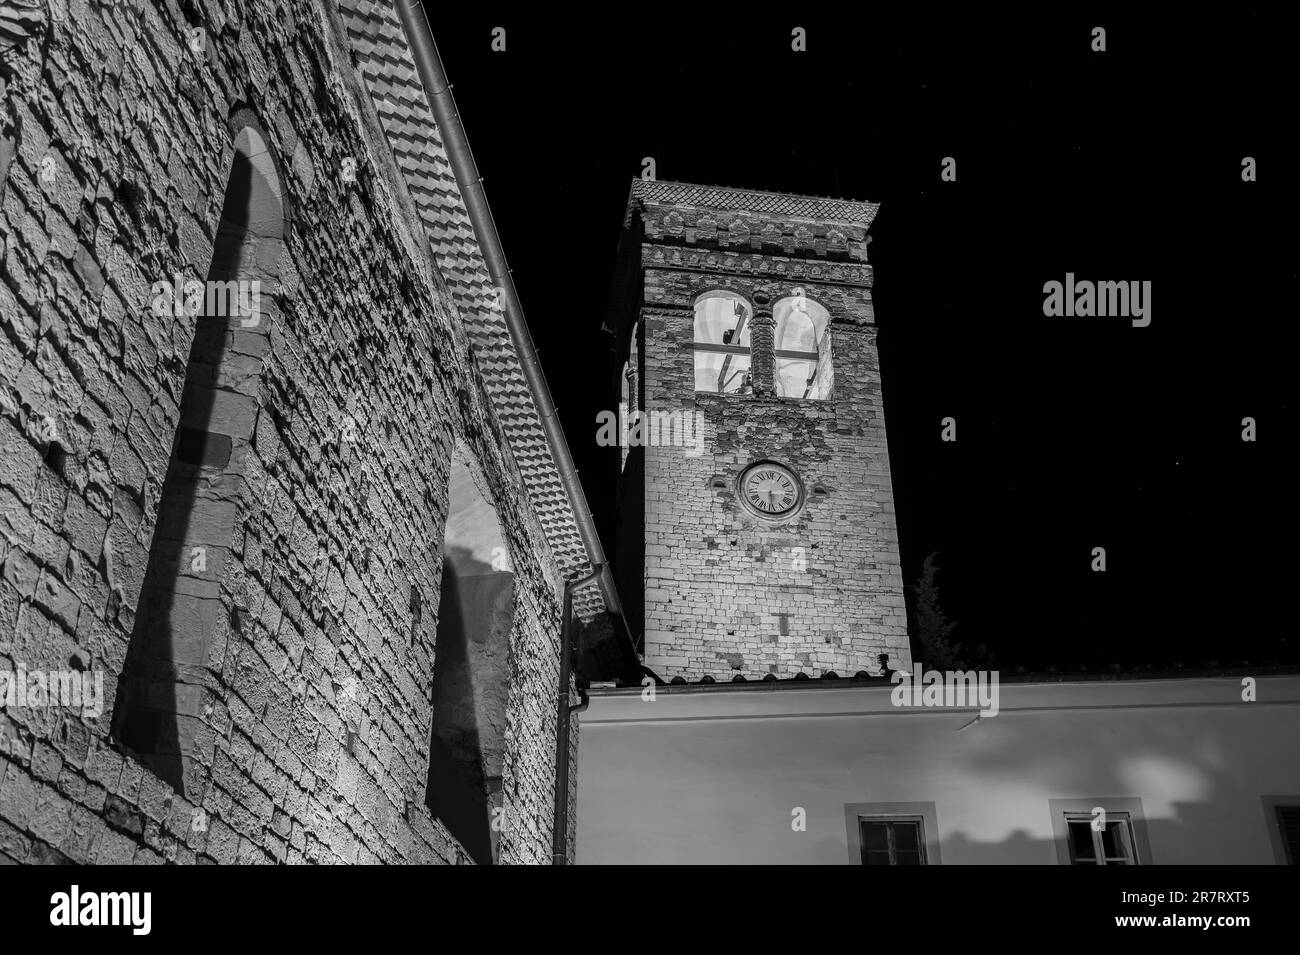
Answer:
[
  {"left": 693, "top": 291, "right": 753, "bottom": 394},
  {"left": 693, "top": 290, "right": 832, "bottom": 400},
  {"left": 774, "top": 292, "right": 833, "bottom": 400}
]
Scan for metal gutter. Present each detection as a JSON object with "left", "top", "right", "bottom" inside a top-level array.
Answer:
[{"left": 552, "top": 565, "right": 603, "bottom": 864}]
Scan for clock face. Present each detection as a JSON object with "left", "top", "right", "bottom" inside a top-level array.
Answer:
[{"left": 738, "top": 462, "right": 802, "bottom": 519}]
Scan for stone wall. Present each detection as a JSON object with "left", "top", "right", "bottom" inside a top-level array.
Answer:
[
  {"left": 0, "top": 0, "right": 572, "bottom": 864},
  {"left": 628, "top": 203, "right": 911, "bottom": 680}
]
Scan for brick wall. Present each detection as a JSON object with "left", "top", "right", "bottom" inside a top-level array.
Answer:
[
  {"left": 625, "top": 198, "right": 911, "bottom": 680},
  {"left": 0, "top": 0, "right": 572, "bottom": 864}
]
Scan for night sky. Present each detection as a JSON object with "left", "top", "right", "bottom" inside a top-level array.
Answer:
[{"left": 429, "top": 9, "right": 1294, "bottom": 669}]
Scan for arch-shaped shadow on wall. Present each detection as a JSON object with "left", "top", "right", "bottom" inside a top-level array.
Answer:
[
  {"left": 427, "top": 449, "right": 515, "bottom": 865},
  {"left": 111, "top": 122, "right": 284, "bottom": 794}
]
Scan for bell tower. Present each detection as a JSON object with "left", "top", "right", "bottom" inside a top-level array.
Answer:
[{"left": 607, "top": 180, "right": 910, "bottom": 681}]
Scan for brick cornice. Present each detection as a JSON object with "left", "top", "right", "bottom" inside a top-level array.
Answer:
[
  {"left": 642, "top": 245, "right": 874, "bottom": 289},
  {"left": 639, "top": 303, "right": 693, "bottom": 317}
]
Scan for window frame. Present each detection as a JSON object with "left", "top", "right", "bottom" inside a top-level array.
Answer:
[
  {"left": 844, "top": 801, "right": 943, "bottom": 866},
  {"left": 1261, "top": 795, "right": 1300, "bottom": 864},
  {"left": 1063, "top": 813, "right": 1137, "bottom": 865},
  {"left": 1049, "top": 797, "right": 1152, "bottom": 866},
  {"left": 859, "top": 817, "right": 927, "bottom": 866}
]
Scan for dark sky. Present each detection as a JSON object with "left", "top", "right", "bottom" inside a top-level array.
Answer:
[{"left": 430, "top": 9, "right": 1295, "bottom": 669}]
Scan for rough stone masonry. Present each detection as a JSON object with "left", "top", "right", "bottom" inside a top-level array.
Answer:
[
  {"left": 613, "top": 182, "right": 912, "bottom": 682},
  {"left": 0, "top": 0, "right": 580, "bottom": 864}
]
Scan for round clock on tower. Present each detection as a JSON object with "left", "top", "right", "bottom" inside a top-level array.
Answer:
[{"left": 739, "top": 461, "right": 802, "bottom": 520}]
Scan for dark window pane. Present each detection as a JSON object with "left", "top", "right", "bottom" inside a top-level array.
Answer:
[
  {"left": 861, "top": 822, "right": 889, "bottom": 852},
  {"left": 894, "top": 849, "right": 923, "bottom": 865},
  {"left": 862, "top": 849, "right": 893, "bottom": 866},
  {"left": 1068, "top": 821, "right": 1096, "bottom": 860},
  {"left": 1101, "top": 824, "right": 1120, "bottom": 858},
  {"left": 1276, "top": 806, "right": 1300, "bottom": 864},
  {"left": 1101, "top": 821, "right": 1130, "bottom": 860},
  {"left": 893, "top": 822, "right": 921, "bottom": 852}
]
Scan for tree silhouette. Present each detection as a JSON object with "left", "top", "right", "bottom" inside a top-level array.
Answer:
[{"left": 908, "top": 552, "right": 989, "bottom": 670}]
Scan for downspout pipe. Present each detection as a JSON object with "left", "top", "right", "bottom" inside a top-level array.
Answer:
[
  {"left": 552, "top": 564, "right": 603, "bottom": 864},
  {"left": 395, "top": 0, "right": 641, "bottom": 674}
]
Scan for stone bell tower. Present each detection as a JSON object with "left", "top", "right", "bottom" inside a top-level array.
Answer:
[{"left": 607, "top": 180, "right": 911, "bottom": 682}]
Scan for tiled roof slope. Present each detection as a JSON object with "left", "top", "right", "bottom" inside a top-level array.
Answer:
[
  {"left": 338, "top": 1, "right": 604, "bottom": 618},
  {"left": 630, "top": 179, "right": 881, "bottom": 227}
]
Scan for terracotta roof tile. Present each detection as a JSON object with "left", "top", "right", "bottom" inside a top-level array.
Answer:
[{"left": 339, "top": 1, "right": 605, "bottom": 619}]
